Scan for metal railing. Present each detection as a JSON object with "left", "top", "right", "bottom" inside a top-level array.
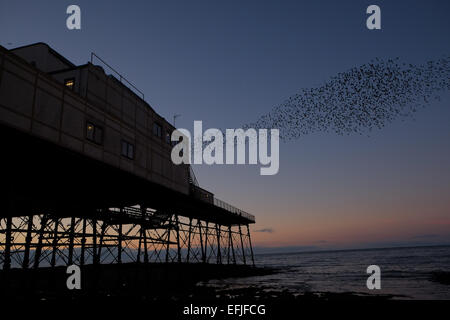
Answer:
[
  {"left": 213, "top": 198, "right": 255, "bottom": 223},
  {"left": 189, "top": 167, "right": 199, "bottom": 187},
  {"left": 90, "top": 52, "right": 145, "bottom": 100}
]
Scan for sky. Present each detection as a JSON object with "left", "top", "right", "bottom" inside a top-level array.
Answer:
[{"left": 1, "top": 0, "right": 449, "bottom": 251}]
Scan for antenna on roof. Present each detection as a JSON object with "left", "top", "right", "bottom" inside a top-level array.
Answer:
[{"left": 173, "top": 114, "right": 181, "bottom": 126}]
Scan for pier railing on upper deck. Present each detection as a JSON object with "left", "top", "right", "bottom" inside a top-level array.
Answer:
[
  {"left": 189, "top": 183, "right": 255, "bottom": 223},
  {"left": 213, "top": 198, "right": 255, "bottom": 223}
]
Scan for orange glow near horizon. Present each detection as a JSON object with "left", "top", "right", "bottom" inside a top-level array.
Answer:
[{"left": 248, "top": 197, "right": 450, "bottom": 248}]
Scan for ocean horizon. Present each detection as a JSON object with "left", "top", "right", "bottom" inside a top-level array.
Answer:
[{"left": 253, "top": 243, "right": 450, "bottom": 256}]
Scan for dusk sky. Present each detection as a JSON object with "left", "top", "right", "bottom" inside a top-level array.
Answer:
[{"left": 1, "top": 0, "right": 449, "bottom": 250}]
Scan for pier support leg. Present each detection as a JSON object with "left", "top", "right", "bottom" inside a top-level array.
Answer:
[
  {"left": 137, "top": 226, "right": 142, "bottom": 263},
  {"left": 186, "top": 218, "right": 192, "bottom": 263},
  {"left": 239, "top": 224, "right": 246, "bottom": 265},
  {"left": 92, "top": 218, "right": 98, "bottom": 265},
  {"left": 216, "top": 224, "right": 221, "bottom": 264},
  {"left": 97, "top": 221, "right": 107, "bottom": 264},
  {"left": 3, "top": 216, "right": 12, "bottom": 270},
  {"left": 165, "top": 214, "right": 172, "bottom": 263},
  {"left": 50, "top": 218, "right": 60, "bottom": 267},
  {"left": 140, "top": 205, "right": 149, "bottom": 264},
  {"left": 34, "top": 215, "right": 48, "bottom": 269},
  {"left": 247, "top": 225, "right": 255, "bottom": 267},
  {"left": 198, "top": 220, "right": 205, "bottom": 263},
  {"left": 204, "top": 222, "right": 209, "bottom": 263},
  {"left": 80, "top": 218, "right": 87, "bottom": 266},
  {"left": 22, "top": 215, "right": 34, "bottom": 269},
  {"left": 228, "top": 226, "right": 236, "bottom": 265},
  {"left": 117, "top": 222, "right": 122, "bottom": 264},
  {"left": 68, "top": 217, "right": 76, "bottom": 265},
  {"left": 143, "top": 226, "right": 148, "bottom": 264},
  {"left": 176, "top": 215, "right": 181, "bottom": 263}
]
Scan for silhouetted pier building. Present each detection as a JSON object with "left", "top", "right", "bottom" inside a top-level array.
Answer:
[{"left": 0, "top": 43, "right": 255, "bottom": 274}]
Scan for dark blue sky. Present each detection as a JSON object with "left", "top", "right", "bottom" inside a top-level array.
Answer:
[{"left": 1, "top": 0, "right": 449, "bottom": 249}]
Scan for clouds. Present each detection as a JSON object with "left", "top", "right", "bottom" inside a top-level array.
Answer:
[
  {"left": 252, "top": 245, "right": 318, "bottom": 255},
  {"left": 254, "top": 228, "right": 274, "bottom": 233},
  {"left": 411, "top": 234, "right": 439, "bottom": 239}
]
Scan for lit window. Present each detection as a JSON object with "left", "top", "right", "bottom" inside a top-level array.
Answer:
[
  {"left": 64, "top": 78, "right": 75, "bottom": 90},
  {"left": 86, "top": 122, "right": 103, "bottom": 145},
  {"left": 121, "top": 140, "right": 135, "bottom": 159},
  {"left": 86, "top": 123, "right": 94, "bottom": 141}
]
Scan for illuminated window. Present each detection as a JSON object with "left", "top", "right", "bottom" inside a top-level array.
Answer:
[
  {"left": 86, "top": 123, "right": 94, "bottom": 140},
  {"left": 121, "top": 140, "right": 134, "bottom": 159},
  {"left": 64, "top": 78, "right": 75, "bottom": 90},
  {"left": 86, "top": 122, "right": 103, "bottom": 144}
]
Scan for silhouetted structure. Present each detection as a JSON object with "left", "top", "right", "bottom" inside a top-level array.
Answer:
[{"left": 0, "top": 43, "right": 255, "bottom": 275}]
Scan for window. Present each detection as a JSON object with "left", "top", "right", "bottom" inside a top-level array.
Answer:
[
  {"left": 86, "top": 122, "right": 103, "bottom": 144},
  {"left": 64, "top": 78, "right": 75, "bottom": 90},
  {"left": 121, "top": 140, "right": 135, "bottom": 159},
  {"left": 153, "top": 122, "right": 162, "bottom": 138}
]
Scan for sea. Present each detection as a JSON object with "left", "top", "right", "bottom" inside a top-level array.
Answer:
[{"left": 204, "top": 245, "right": 450, "bottom": 300}]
